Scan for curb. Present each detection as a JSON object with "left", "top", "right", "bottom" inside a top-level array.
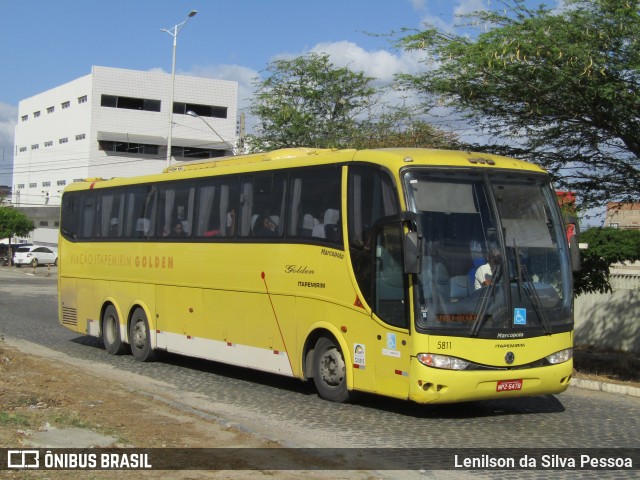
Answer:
[{"left": 570, "top": 377, "right": 640, "bottom": 398}]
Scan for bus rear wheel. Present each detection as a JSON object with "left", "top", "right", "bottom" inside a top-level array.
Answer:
[
  {"left": 312, "top": 337, "right": 350, "bottom": 403},
  {"left": 102, "top": 305, "right": 127, "bottom": 355},
  {"left": 129, "top": 308, "right": 156, "bottom": 362}
]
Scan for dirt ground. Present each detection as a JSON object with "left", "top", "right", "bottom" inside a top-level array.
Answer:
[
  {"left": 0, "top": 340, "right": 375, "bottom": 480},
  {"left": 0, "top": 338, "right": 638, "bottom": 479}
]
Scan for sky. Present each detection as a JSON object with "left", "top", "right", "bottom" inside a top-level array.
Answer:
[{"left": 0, "top": 0, "right": 558, "bottom": 187}]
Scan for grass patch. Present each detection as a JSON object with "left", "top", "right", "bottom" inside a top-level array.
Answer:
[{"left": 0, "top": 411, "right": 32, "bottom": 428}]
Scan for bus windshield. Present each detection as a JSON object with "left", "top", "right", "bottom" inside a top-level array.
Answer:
[{"left": 404, "top": 170, "right": 573, "bottom": 339}]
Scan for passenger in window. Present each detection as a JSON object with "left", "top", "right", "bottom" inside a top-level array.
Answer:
[
  {"left": 254, "top": 215, "right": 278, "bottom": 236},
  {"left": 226, "top": 208, "right": 236, "bottom": 236},
  {"left": 170, "top": 220, "right": 187, "bottom": 238}
]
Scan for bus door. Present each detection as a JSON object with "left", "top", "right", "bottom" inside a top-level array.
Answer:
[{"left": 370, "top": 224, "right": 411, "bottom": 398}]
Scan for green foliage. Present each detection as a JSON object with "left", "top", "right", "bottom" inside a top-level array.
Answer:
[
  {"left": 0, "top": 412, "right": 31, "bottom": 427},
  {"left": 574, "top": 227, "right": 640, "bottom": 295},
  {"left": 249, "top": 53, "right": 377, "bottom": 151},
  {"left": 0, "top": 207, "right": 34, "bottom": 240},
  {"left": 397, "top": 0, "right": 640, "bottom": 209},
  {"left": 349, "top": 105, "right": 460, "bottom": 150},
  {"left": 248, "top": 53, "right": 460, "bottom": 152}
]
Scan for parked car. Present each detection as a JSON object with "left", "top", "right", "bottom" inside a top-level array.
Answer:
[{"left": 13, "top": 245, "right": 58, "bottom": 267}]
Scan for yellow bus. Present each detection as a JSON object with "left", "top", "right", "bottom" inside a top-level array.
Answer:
[{"left": 58, "top": 147, "right": 578, "bottom": 404}]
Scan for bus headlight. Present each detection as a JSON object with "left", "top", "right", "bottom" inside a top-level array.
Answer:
[
  {"left": 546, "top": 348, "right": 573, "bottom": 365},
  {"left": 417, "top": 353, "right": 469, "bottom": 370}
]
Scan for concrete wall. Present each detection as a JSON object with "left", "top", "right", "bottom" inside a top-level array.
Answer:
[{"left": 574, "top": 271, "right": 640, "bottom": 354}]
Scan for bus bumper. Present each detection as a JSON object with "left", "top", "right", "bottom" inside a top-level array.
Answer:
[{"left": 408, "top": 360, "right": 573, "bottom": 404}]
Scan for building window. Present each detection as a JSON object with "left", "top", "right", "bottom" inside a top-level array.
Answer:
[
  {"left": 75, "top": 133, "right": 86, "bottom": 141},
  {"left": 19, "top": 147, "right": 27, "bottom": 152},
  {"left": 78, "top": 95, "right": 88, "bottom": 104},
  {"left": 31, "top": 144, "right": 39, "bottom": 150},
  {"left": 62, "top": 101, "right": 70, "bottom": 109},
  {"left": 34, "top": 111, "right": 41, "bottom": 118},
  {"left": 174, "top": 102, "right": 228, "bottom": 119},
  {"left": 21, "top": 115, "right": 28, "bottom": 122},
  {"left": 57, "top": 180, "right": 67, "bottom": 186},
  {"left": 171, "top": 146, "right": 226, "bottom": 159},
  {"left": 17, "top": 184, "right": 25, "bottom": 189},
  {"left": 39, "top": 220, "right": 49, "bottom": 227},
  {"left": 44, "top": 141, "right": 53, "bottom": 147},
  {"left": 100, "top": 94, "right": 161, "bottom": 112},
  {"left": 54, "top": 221, "right": 60, "bottom": 227},
  {"left": 29, "top": 183, "right": 37, "bottom": 188},
  {"left": 99, "top": 140, "right": 159, "bottom": 155},
  {"left": 47, "top": 106, "right": 55, "bottom": 114},
  {"left": 59, "top": 137, "right": 68, "bottom": 144},
  {"left": 73, "top": 178, "right": 84, "bottom": 182},
  {"left": 43, "top": 181, "right": 51, "bottom": 187}
]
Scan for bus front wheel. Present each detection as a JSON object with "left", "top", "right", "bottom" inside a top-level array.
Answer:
[
  {"left": 313, "top": 337, "right": 350, "bottom": 403},
  {"left": 102, "top": 305, "right": 127, "bottom": 355},
  {"left": 129, "top": 309, "right": 156, "bottom": 362}
]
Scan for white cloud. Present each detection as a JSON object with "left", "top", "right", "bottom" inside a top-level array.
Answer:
[
  {"left": 310, "top": 41, "right": 426, "bottom": 83},
  {"left": 188, "top": 64, "right": 259, "bottom": 111},
  {"left": 454, "top": 0, "right": 488, "bottom": 17}
]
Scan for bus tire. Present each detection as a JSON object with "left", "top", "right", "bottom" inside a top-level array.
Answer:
[
  {"left": 102, "top": 305, "right": 127, "bottom": 355},
  {"left": 312, "top": 336, "right": 350, "bottom": 403},
  {"left": 129, "top": 308, "right": 156, "bottom": 362}
]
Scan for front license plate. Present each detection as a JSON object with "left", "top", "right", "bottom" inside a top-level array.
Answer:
[{"left": 496, "top": 379, "right": 523, "bottom": 392}]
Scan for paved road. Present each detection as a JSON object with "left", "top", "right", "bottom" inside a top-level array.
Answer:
[{"left": 1, "top": 266, "right": 639, "bottom": 477}]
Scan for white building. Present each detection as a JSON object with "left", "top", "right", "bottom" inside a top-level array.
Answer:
[{"left": 13, "top": 66, "right": 238, "bottom": 209}]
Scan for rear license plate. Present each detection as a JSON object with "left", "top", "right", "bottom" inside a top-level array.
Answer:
[{"left": 496, "top": 379, "right": 523, "bottom": 392}]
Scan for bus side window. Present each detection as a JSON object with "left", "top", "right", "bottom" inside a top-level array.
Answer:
[
  {"left": 123, "top": 186, "right": 156, "bottom": 239},
  {"left": 157, "top": 182, "right": 195, "bottom": 238},
  {"left": 288, "top": 167, "right": 341, "bottom": 243},
  {"left": 79, "top": 196, "right": 95, "bottom": 240},
  {"left": 240, "top": 173, "right": 287, "bottom": 238},
  {"left": 195, "top": 179, "right": 239, "bottom": 238},
  {"left": 61, "top": 192, "right": 81, "bottom": 240}
]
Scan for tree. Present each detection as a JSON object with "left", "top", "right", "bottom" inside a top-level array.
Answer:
[
  {"left": 0, "top": 207, "right": 35, "bottom": 265},
  {"left": 248, "top": 53, "right": 378, "bottom": 151},
  {"left": 248, "top": 53, "right": 461, "bottom": 152},
  {"left": 574, "top": 227, "right": 640, "bottom": 295},
  {"left": 349, "top": 105, "right": 461, "bottom": 150},
  {"left": 397, "top": 0, "right": 640, "bottom": 209}
]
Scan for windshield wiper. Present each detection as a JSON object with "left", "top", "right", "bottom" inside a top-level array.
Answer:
[{"left": 469, "top": 264, "right": 502, "bottom": 337}]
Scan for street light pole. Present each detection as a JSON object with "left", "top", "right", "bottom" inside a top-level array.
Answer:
[
  {"left": 161, "top": 10, "right": 198, "bottom": 167},
  {"left": 186, "top": 110, "right": 235, "bottom": 156}
]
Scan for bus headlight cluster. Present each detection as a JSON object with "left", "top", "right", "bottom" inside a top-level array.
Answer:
[
  {"left": 417, "top": 353, "right": 469, "bottom": 370},
  {"left": 546, "top": 348, "right": 573, "bottom": 365}
]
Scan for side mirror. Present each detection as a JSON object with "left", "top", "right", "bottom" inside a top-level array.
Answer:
[{"left": 404, "top": 231, "right": 422, "bottom": 274}]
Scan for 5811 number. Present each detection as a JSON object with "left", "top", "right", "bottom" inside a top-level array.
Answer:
[{"left": 437, "top": 341, "right": 452, "bottom": 350}]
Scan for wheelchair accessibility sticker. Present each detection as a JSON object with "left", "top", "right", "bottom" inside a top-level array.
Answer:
[{"left": 514, "top": 308, "right": 527, "bottom": 325}]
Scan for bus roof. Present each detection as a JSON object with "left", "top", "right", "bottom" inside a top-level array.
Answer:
[{"left": 64, "top": 147, "right": 546, "bottom": 191}]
